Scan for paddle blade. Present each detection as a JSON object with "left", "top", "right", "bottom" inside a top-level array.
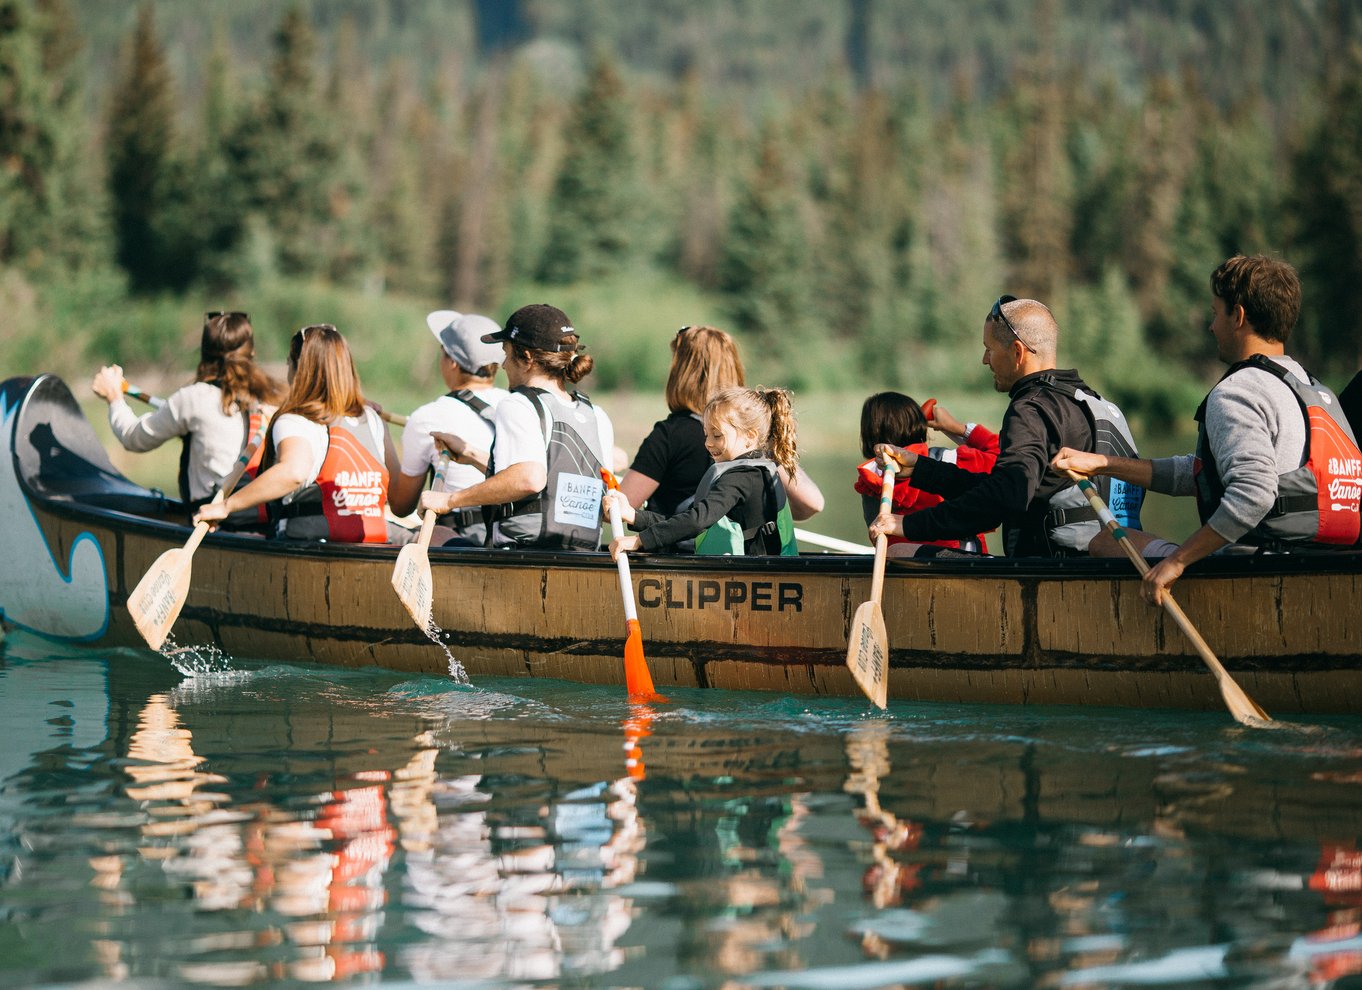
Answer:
[
  {"left": 624, "top": 619, "right": 666, "bottom": 703},
  {"left": 847, "top": 601, "right": 889, "bottom": 709},
  {"left": 127, "top": 548, "right": 193, "bottom": 651},
  {"left": 391, "top": 543, "right": 433, "bottom": 631}
]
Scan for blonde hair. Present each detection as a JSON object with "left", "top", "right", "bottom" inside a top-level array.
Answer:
[
  {"left": 704, "top": 385, "right": 798, "bottom": 477},
  {"left": 667, "top": 325, "right": 745, "bottom": 414},
  {"left": 276, "top": 324, "right": 367, "bottom": 424}
]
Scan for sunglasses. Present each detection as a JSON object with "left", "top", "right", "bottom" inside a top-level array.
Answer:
[
  {"left": 298, "top": 323, "right": 337, "bottom": 341},
  {"left": 989, "top": 295, "right": 1035, "bottom": 354},
  {"left": 205, "top": 310, "right": 249, "bottom": 321}
]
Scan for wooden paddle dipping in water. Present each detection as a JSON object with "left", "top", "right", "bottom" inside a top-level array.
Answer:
[
  {"left": 128, "top": 416, "right": 268, "bottom": 650},
  {"left": 601, "top": 469, "right": 666, "bottom": 703},
  {"left": 1062, "top": 468, "right": 1271, "bottom": 727},
  {"left": 392, "top": 451, "right": 453, "bottom": 631},
  {"left": 847, "top": 463, "right": 896, "bottom": 709}
]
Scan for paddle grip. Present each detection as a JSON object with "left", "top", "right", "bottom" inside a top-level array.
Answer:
[{"left": 869, "top": 464, "right": 896, "bottom": 605}]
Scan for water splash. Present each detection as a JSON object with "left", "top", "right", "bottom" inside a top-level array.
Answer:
[
  {"left": 422, "top": 616, "right": 469, "bottom": 684},
  {"left": 158, "top": 632, "right": 236, "bottom": 677}
]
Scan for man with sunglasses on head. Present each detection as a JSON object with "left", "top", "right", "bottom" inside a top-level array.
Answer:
[
  {"left": 870, "top": 295, "right": 1141, "bottom": 557},
  {"left": 1053, "top": 254, "right": 1362, "bottom": 606}
]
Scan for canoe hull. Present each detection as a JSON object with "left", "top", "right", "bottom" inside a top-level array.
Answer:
[{"left": 6, "top": 373, "right": 1362, "bottom": 713}]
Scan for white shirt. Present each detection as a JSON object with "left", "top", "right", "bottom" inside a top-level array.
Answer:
[
  {"left": 491, "top": 391, "right": 615, "bottom": 476},
  {"left": 400, "top": 388, "right": 509, "bottom": 492},
  {"left": 107, "top": 381, "right": 250, "bottom": 502},
  {"left": 272, "top": 407, "right": 387, "bottom": 503}
]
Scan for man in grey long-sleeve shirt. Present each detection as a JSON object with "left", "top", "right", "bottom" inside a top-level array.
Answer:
[{"left": 1053, "top": 254, "right": 1339, "bottom": 604}]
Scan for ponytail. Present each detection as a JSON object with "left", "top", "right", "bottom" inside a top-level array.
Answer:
[{"left": 706, "top": 385, "right": 800, "bottom": 478}]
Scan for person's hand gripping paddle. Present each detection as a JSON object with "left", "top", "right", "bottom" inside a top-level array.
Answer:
[
  {"left": 392, "top": 451, "right": 453, "bottom": 632},
  {"left": 847, "top": 462, "right": 897, "bottom": 709},
  {"left": 128, "top": 416, "right": 268, "bottom": 650},
  {"left": 1062, "top": 468, "right": 1271, "bottom": 727},
  {"left": 601, "top": 469, "right": 666, "bottom": 703}
]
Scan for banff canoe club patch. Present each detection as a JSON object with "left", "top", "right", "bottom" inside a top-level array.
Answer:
[{"left": 554, "top": 471, "right": 604, "bottom": 529}]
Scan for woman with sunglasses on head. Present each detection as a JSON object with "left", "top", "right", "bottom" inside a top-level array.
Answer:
[
  {"left": 418, "top": 303, "right": 614, "bottom": 550},
  {"left": 91, "top": 311, "right": 285, "bottom": 514},
  {"left": 195, "top": 324, "right": 412, "bottom": 544},
  {"left": 619, "top": 325, "right": 824, "bottom": 545}
]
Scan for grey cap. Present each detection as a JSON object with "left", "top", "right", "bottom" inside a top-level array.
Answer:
[{"left": 425, "top": 310, "right": 505, "bottom": 371}]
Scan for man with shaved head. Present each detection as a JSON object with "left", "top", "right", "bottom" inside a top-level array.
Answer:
[{"left": 870, "top": 295, "right": 1141, "bottom": 557}]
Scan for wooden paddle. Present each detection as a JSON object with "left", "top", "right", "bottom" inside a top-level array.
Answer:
[
  {"left": 378, "top": 409, "right": 407, "bottom": 427},
  {"left": 601, "top": 469, "right": 666, "bottom": 703},
  {"left": 846, "top": 463, "right": 896, "bottom": 709},
  {"left": 1062, "top": 469, "right": 1271, "bottom": 726},
  {"left": 122, "top": 382, "right": 166, "bottom": 409},
  {"left": 127, "top": 415, "right": 269, "bottom": 651},
  {"left": 391, "top": 451, "right": 453, "bottom": 631}
]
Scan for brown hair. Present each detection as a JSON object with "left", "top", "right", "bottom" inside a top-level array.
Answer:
[
  {"left": 507, "top": 335, "right": 594, "bottom": 386},
  {"left": 275, "top": 324, "right": 367, "bottom": 424},
  {"left": 705, "top": 385, "right": 799, "bottom": 478},
  {"left": 859, "top": 391, "right": 926, "bottom": 458},
  {"left": 1210, "top": 254, "right": 1301, "bottom": 344},
  {"left": 666, "top": 325, "right": 746, "bottom": 414},
  {"left": 195, "top": 313, "right": 284, "bottom": 414}
]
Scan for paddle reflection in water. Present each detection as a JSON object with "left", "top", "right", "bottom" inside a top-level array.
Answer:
[{"left": 8, "top": 634, "right": 1362, "bottom": 988}]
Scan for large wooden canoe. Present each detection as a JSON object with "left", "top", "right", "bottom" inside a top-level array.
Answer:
[{"left": 4, "top": 373, "right": 1362, "bottom": 713}]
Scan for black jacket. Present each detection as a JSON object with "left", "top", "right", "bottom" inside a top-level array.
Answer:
[{"left": 901, "top": 368, "right": 1099, "bottom": 556}]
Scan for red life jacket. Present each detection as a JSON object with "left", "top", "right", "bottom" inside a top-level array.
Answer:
[
  {"left": 315, "top": 420, "right": 391, "bottom": 543},
  {"left": 1195, "top": 355, "right": 1362, "bottom": 547},
  {"left": 240, "top": 408, "right": 270, "bottom": 524}
]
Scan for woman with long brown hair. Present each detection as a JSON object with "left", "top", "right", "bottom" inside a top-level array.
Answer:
[
  {"left": 194, "top": 324, "right": 410, "bottom": 544},
  {"left": 620, "top": 325, "right": 823, "bottom": 529},
  {"left": 91, "top": 311, "right": 284, "bottom": 507}
]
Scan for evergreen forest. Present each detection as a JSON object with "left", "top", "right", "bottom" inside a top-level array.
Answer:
[{"left": 3, "top": 0, "right": 1362, "bottom": 426}]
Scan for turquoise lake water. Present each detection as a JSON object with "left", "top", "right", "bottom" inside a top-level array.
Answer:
[{"left": 4, "top": 630, "right": 1362, "bottom": 989}]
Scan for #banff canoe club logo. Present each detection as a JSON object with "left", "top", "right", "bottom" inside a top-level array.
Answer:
[
  {"left": 0, "top": 389, "right": 109, "bottom": 641},
  {"left": 1327, "top": 456, "right": 1362, "bottom": 511},
  {"left": 332, "top": 469, "right": 385, "bottom": 517}
]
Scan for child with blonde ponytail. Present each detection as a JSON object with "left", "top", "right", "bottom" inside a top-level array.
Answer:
[{"left": 604, "top": 385, "right": 801, "bottom": 557}]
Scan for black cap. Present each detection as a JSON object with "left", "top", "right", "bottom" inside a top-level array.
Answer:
[{"left": 481, "top": 303, "right": 579, "bottom": 352}]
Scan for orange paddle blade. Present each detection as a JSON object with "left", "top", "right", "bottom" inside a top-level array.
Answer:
[{"left": 624, "top": 619, "right": 666, "bottom": 703}]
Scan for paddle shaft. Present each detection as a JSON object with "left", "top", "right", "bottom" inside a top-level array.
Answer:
[
  {"left": 869, "top": 465, "right": 897, "bottom": 604},
  {"left": 606, "top": 499, "right": 640, "bottom": 622},
  {"left": 414, "top": 451, "right": 454, "bottom": 549},
  {"left": 379, "top": 408, "right": 407, "bottom": 427},
  {"left": 794, "top": 528, "right": 874, "bottom": 555},
  {"left": 1063, "top": 469, "right": 1270, "bottom": 724},
  {"left": 122, "top": 382, "right": 166, "bottom": 409}
]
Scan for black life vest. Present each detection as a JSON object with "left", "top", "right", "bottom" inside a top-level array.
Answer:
[
  {"left": 1194, "top": 355, "right": 1362, "bottom": 548},
  {"left": 679, "top": 457, "right": 798, "bottom": 556},
  {"left": 1032, "top": 375, "right": 1144, "bottom": 554}
]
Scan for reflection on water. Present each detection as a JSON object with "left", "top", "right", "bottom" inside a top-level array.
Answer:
[{"left": 4, "top": 631, "right": 1362, "bottom": 989}]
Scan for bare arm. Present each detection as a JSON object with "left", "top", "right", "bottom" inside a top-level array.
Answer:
[
  {"left": 195, "top": 436, "right": 312, "bottom": 524},
  {"left": 389, "top": 471, "right": 426, "bottom": 518},
  {"left": 782, "top": 465, "right": 824, "bottom": 521},
  {"left": 1051, "top": 448, "right": 1155, "bottom": 488},
  {"left": 619, "top": 470, "right": 660, "bottom": 509},
  {"left": 420, "top": 461, "right": 545, "bottom": 515},
  {"left": 1142, "top": 523, "right": 1230, "bottom": 605}
]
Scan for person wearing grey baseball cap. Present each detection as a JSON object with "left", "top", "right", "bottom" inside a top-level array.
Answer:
[
  {"left": 420, "top": 302, "right": 616, "bottom": 550},
  {"left": 389, "top": 311, "right": 511, "bottom": 546}
]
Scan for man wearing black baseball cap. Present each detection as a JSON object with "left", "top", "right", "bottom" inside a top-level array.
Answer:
[{"left": 421, "top": 303, "right": 616, "bottom": 550}]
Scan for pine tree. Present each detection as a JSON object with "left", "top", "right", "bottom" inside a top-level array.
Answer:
[
  {"left": 1292, "top": 42, "right": 1362, "bottom": 372},
  {"left": 538, "top": 52, "right": 643, "bottom": 283},
  {"left": 717, "top": 130, "right": 814, "bottom": 375},
  {"left": 106, "top": 3, "right": 182, "bottom": 292},
  {"left": 226, "top": 7, "right": 344, "bottom": 279}
]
